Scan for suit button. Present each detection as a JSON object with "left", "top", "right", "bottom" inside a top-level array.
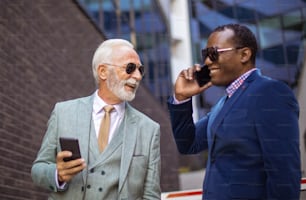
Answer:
[
  {"left": 81, "top": 186, "right": 84, "bottom": 191},
  {"left": 99, "top": 187, "right": 103, "bottom": 192},
  {"left": 101, "top": 170, "right": 105, "bottom": 175},
  {"left": 211, "top": 157, "right": 215, "bottom": 163},
  {"left": 87, "top": 185, "right": 91, "bottom": 189},
  {"left": 90, "top": 168, "right": 94, "bottom": 173},
  {"left": 49, "top": 186, "right": 54, "bottom": 191}
]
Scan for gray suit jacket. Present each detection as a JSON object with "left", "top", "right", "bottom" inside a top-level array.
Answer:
[{"left": 31, "top": 94, "right": 161, "bottom": 200}]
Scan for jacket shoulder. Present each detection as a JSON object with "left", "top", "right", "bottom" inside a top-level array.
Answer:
[
  {"left": 127, "top": 104, "right": 159, "bottom": 128},
  {"left": 249, "top": 72, "right": 293, "bottom": 92},
  {"left": 53, "top": 95, "right": 93, "bottom": 113}
]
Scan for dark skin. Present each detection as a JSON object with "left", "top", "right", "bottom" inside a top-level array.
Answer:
[{"left": 175, "top": 28, "right": 254, "bottom": 101}]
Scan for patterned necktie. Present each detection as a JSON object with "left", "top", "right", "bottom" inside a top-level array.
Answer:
[{"left": 98, "top": 105, "right": 114, "bottom": 152}]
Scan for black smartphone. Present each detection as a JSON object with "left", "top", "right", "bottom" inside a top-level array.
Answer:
[
  {"left": 59, "top": 137, "right": 81, "bottom": 162},
  {"left": 194, "top": 65, "right": 211, "bottom": 87}
]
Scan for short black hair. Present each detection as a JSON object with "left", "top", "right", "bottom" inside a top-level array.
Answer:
[{"left": 213, "top": 24, "right": 258, "bottom": 64}]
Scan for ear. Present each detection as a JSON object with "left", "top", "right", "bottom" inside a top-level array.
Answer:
[
  {"left": 240, "top": 47, "right": 252, "bottom": 64},
  {"left": 98, "top": 64, "right": 108, "bottom": 80}
]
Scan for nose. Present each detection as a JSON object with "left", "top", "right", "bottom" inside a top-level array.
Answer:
[
  {"left": 131, "top": 67, "right": 143, "bottom": 81},
  {"left": 204, "top": 56, "right": 213, "bottom": 66}
]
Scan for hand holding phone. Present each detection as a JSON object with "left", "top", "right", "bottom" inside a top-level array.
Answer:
[
  {"left": 59, "top": 137, "right": 81, "bottom": 162},
  {"left": 194, "top": 65, "right": 211, "bottom": 87}
]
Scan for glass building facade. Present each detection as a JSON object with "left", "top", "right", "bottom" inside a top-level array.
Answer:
[
  {"left": 76, "top": 0, "right": 172, "bottom": 108},
  {"left": 76, "top": 0, "right": 306, "bottom": 169},
  {"left": 189, "top": 0, "right": 306, "bottom": 117}
]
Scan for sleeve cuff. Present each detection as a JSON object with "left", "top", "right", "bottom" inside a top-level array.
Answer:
[
  {"left": 172, "top": 95, "right": 191, "bottom": 105},
  {"left": 55, "top": 169, "right": 67, "bottom": 190}
]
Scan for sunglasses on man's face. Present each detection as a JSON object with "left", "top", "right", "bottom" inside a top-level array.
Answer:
[
  {"left": 103, "top": 63, "right": 145, "bottom": 76},
  {"left": 201, "top": 46, "right": 243, "bottom": 62}
]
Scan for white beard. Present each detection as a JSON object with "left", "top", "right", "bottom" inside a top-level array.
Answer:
[{"left": 106, "top": 68, "right": 139, "bottom": 101}]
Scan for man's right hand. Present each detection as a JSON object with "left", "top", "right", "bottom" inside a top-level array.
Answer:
[
  {"left": 56, "top": 151, "right": 86, "bottom": 183},
  {"left": 174, "top": 64, "right": 212, "bottom": 101}
]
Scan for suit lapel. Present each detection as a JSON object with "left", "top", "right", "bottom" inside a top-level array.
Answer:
[
  {"left": 118, "top": 104, "right": 138, "bottom": 193},
  {"left": 90, "top": 129, "right": 123, "bottom": 167},
  {"left": 210, "top": 88, "right": 243, "bottom": 134},
  {"left": 207, "top": 95, "right": 227, "bottom": 148},
  {"left": 76, "top": 95, "right": 94, "bottom": 183},
  {"left": 210, "top": 71, "right": 259, "bottom": 150}
]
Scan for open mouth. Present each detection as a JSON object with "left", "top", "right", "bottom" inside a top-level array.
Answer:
[
  {"left": 125, "top": 81, "right": 139, "bottom": 91},
  {"left": 126, "top": 83, "right": 136, "bottom": 89}
]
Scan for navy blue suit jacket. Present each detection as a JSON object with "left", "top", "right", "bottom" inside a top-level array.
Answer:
[{"left": 168, "top": 70, "right": 301, "bottom": 200}]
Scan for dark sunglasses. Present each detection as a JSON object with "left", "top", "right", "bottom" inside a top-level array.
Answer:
[
  {"left": 201, "top": 46, "right": 243, "bottom": 62},
  {"left": 103, "top": 63, "right": 145, "bottom": 76}
]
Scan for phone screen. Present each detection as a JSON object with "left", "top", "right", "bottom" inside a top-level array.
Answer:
[
  {"left": 59, "top": 137, "right": 81, "bottom": 162},
  {"left": 194, "top": 65, "right": 211, "bottom": 87}
]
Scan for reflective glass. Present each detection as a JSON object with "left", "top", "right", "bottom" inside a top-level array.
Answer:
[{"left": 258, "top": 17, "right": 282, "bottom": 49}]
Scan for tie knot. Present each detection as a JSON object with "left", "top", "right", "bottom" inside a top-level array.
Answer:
[{"left": 103, "top": 105, "right": 114, "bottom": 113}]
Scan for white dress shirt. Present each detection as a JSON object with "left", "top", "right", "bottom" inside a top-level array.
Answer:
[{"left": 92, "top": 90, "right": 125, "bottom": 143}]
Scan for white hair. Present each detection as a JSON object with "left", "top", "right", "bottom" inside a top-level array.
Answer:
[{"left": 92, "top": 39, "right": 134, "bottom": 85}]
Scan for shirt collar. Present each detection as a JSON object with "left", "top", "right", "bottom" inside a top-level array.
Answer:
[
  {"left": 93, "top": 90, "right": 125, "bottom": 116},
  {"left": 226, "top": 68, "right": 257, "bottom": 98}
]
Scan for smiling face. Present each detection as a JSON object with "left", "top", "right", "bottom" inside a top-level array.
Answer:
[
  {"left": 106, "top": 66, "right": 140, "bottom": 102},
  {"left": 205, "top": 28, "right": 253, "bottom": 87},
  {"left": 97, "top": 45, "right": 143, "bottom": 104}
]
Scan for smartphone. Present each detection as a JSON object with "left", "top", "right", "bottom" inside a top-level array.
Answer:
[
  {"left": 59, "top": 137, "right": 81, "bottom": 162},
  {"left": 194, "top": 65, "right": 211, "bottom": 87}
]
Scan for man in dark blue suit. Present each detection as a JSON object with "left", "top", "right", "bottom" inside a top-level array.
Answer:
[{"left": 168, "top": 24, "right": 301, "bottom": 199}]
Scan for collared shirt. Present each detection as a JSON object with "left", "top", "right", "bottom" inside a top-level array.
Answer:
[
  {"left": 225, "top": 68, "right": 257, "bottom": 98},
  {"left": 92, "top": 90, "right": 125, "bottom": 143}
]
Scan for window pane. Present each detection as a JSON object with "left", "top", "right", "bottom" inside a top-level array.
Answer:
[{"left": 258, "top": 17, "right": 282, "bottom": 49}]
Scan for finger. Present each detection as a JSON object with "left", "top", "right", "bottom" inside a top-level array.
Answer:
[
  {"left": 58, "top": 159, "right": 86, "bottom": 182},
  {"left": 199, "top": 81, "right": 213, "bottom": 91},
  {"left": 180, "top": 69, "right": 188, "bottom": 78},
  {"left": 57, "top": 151, "right": 72, "bottom": 162},
  {"left": 181, "top": 66, "right": 196, "bottom": 80},
  {"left": 64, "top": 158, "right": 86, "bottom": 169},
  {"left": 68, "top": 162, "right": 86, "bottom": 174},
  {"left": 57, "top": 157, "right": 85, "bottom": 175},
  {"left": 186, "top": 68, "right": 194, "bottom": 80},
  {"left": 62, "top": 163, "right": 86, "bottom": 177},
  {"left": 194, "top": 64, "right": 202, "bottom": 72}
]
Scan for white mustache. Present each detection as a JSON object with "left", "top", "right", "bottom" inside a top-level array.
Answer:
[{"left": 125, "top": 79, "right": 139, "bottom": 87}]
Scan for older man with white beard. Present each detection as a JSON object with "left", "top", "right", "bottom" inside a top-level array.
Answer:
[{"left": 31, "top": 39, "right": 161, "bottom": 200}]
